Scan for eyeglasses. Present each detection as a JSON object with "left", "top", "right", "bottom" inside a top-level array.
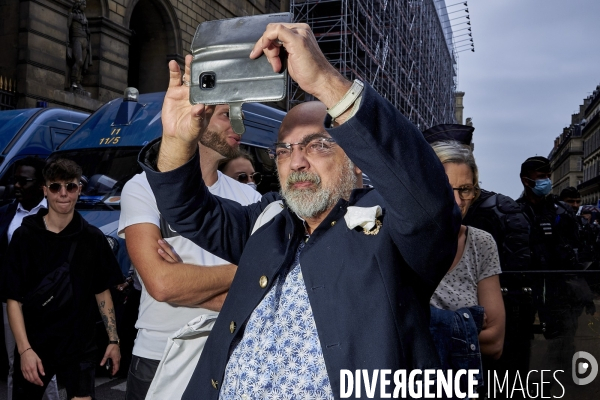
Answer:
[
  {"left": 237, "top": 172, "right": 262, "bottom": 185},
  {"left": 9, "top": 176, "right": 36, "bottom": 186},
  {"left": 46, "top": 182, "right": 80, "bottom": 194},
  {"left": 269, "top": 137, "right": 337, "bottom": 161},
  {"left": 453, "top": 185, "right": 480, "bottom": 200},
  {"left": 564, "top": 199, "right": 582, "bottom": 205}
]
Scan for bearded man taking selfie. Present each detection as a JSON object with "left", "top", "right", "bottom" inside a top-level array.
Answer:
[{"left": 139, "top": 22, "right": 461, "bottom": 399}]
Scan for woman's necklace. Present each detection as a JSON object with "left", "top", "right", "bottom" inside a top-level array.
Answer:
[{"left": 43, "top": 216, "right": 48, "bottom": 230}]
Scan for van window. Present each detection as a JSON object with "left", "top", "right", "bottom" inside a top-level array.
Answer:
[
  {"left": 51, "top": 128, "right": 72, "bottom": 149},
  {"left": 0, "top": 109, "right": 39, "bottom": 153},
  {"left": 58, "top": 144, "right": 281, "bottom": 208},
  {"left": 53, "top": 147, "right": 142, "bottom": 208},
  {"left": 53, "top": 145, "right": 280, "bottom": 212}
]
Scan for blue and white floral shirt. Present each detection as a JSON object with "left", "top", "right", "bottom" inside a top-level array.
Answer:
[{"left": 219, "top": 241, "right": 333, "bottom": 399}]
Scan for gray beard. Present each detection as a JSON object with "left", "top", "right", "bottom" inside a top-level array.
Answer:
[
  {"left": 200, "top": 129, "right": 240, "bottom": 159},
  {"left": 281, "top": 157, "right": 357, "bottom": 219}
]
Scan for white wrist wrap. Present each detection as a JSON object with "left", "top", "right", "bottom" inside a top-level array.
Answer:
[{"left": 327, "top": 79, "right": 365, "bottom": 120}]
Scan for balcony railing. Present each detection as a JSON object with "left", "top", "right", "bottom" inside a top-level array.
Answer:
[{"left": 0, "top": 76, "right": 16, "bottom": 110}]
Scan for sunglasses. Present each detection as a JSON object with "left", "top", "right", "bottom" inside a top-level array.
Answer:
[
  {"left": 46, "top": 182, "right": 80, "bottom": 194},
  {"left": 237, "top": 172, "right": 262, "bottom": 185},
  {"left": 10, "top": 176, "right": 36, "bottom": 186}
]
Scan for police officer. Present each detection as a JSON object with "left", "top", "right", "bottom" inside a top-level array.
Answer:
[
  {"left": 517, "top": 157, "right": 579, "bottom": 271},
  {"left": 464, "top": 188, "right": 531, "bottom": 271},
  {"left": 518, "top": 156, "right": 594, "bottom": 393},
  {"left": 558, "top": 186, "right": 582, "bottom": 213},
  {"left": 559, "top": 187, "right": 597, "bottom": 267}
]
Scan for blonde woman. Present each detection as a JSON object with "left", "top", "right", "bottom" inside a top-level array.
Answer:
[{"left": 430, "top": 140, "right": 505, "bottom": 360}]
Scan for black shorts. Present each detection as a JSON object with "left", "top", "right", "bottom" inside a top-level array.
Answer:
[{"left": 13, "top": 351, "right": 96, "bottom": 400}]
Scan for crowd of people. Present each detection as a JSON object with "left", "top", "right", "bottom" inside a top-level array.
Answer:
[{"left": 0, "top": 22, "right": 597, "bottom": 400}]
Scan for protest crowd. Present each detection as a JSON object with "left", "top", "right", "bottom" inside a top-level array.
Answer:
[{"left": 0, "top": 21, "right": 598, "bottom": 400}]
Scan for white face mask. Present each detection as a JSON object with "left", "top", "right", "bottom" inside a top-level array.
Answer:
[{"left": 247, "top": 182, "right": 258, "bottom": 191}]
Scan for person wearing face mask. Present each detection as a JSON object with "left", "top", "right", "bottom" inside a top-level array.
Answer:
[
  {"left": 517, "top": 156, "right": 579, "bottom": 271},
  {"left": 517, "top": 156, "right": 591, "bottom": 393},
  {"left": 218, "top": 151, "right": 261, "bottom": 191}
]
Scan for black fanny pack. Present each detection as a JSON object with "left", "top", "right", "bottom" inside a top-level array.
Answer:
[{"left": 23, "top": 242, "right": 77, "bottom": 314}]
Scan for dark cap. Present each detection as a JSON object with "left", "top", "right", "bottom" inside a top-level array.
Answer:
[
  {"left": 422, "top": 124, "right": 474, "bottom": 145},
  {"left": 559, "top": 186, "right": 580, "bottom": 200},
  {"left": 520, "top": 156, "right": 550, "bottom": 176}
]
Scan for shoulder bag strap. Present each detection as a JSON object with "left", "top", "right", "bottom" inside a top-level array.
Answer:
[{"left": 67, "top": 241, "right": 78, "bottom": 264}]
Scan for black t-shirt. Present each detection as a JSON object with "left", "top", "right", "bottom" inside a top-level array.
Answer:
[{"left": 6, "top": 209, "right": 124, "bottom": 366}]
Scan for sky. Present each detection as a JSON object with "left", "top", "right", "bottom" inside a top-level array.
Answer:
[{"left": 454, "top": 0, "right": 600, "bottom": 199}]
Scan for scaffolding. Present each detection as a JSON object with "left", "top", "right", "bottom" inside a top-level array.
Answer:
[{"left": 289, "top": 0, "right": 457, "bottom": 129}]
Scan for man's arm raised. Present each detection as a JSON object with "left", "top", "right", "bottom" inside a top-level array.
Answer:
[
  {"left": 254, "top": 23, "right": 460, "bottom": 290},
  {"left": 157, "top": 23, "right": 356, "bottom": 175},
  {"left": 156, "top": 23, "right": 358, "bottom": 177}
]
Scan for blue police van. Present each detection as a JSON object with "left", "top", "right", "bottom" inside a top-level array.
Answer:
[
  {"left": 0, "top": 107, "right": 89, "bottom": 203},
  {"left": 50, "top": 89, "right": 285, "bottom": 274}
]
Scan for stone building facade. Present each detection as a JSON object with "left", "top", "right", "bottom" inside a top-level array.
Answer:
[
  {"left": 548, "top": 99, "right": 587, "bottom": 197},
  {"left": 579, "top": 85, "right": 600, "bottom": 204},
  {"left": 454, "top": 91, "right": 465, "bottom": 125},
  {"left": 0, "top": 0, "right": 287, "bottom": 112}
]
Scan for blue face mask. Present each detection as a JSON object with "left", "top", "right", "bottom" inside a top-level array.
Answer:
[{"left": 530, "top": 178, "right": 552, "bottom": 197}]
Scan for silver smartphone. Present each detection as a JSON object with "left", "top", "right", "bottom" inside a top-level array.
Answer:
[{"left": 189, "top": 13, "right": 292, "bottom": 106}]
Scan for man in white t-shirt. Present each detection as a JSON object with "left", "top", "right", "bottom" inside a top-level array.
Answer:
[{"left": 118, "top": 105, "right": 261, "bottom": 400}]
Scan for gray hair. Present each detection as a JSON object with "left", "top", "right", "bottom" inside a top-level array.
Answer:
[{"left": 430, "top": 140, "right": 479, "bottom": 190}]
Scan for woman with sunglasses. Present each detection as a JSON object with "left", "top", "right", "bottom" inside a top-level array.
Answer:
[
  {"left": 428, "top": 141, "right": 506, "bottom": 392},
  {"left": 218, "top": 151, "right": 261, "bottom": 191},
  {"left": 6, "top": 158, "right": 124, "bottom": 400}
]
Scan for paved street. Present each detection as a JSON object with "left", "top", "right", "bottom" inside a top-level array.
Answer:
[{"left": 0, "top": 376, "right": 127, "bottom": 400}]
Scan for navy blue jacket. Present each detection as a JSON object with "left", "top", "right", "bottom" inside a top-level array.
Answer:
[{"left": 140, "top": 84, "right": 462, "bottom": 399}]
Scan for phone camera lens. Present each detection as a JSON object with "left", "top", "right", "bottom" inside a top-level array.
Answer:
[{"left": 200, "top": 73, "right": 216, "bottom": 89}]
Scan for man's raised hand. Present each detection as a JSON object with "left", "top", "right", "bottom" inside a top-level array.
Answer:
[
  {"left": 250, "top": 23, "right": 351, "bottom": 110},
  {"left": 158, "top": 55, "right": 214, "bottom": 172}
]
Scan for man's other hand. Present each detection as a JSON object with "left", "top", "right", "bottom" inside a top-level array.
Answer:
[
  {"left": 100, "top": 344, "right": 121, "bottom": 376},
  {"left": 21, "top": 348, "right": 45, "bottom": 386},
  {"left": 157, "top": 239, "right": 183, "bottom": 263},
  {"left": 250, "top": 23, "right": 351, "bottom": 110}
]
